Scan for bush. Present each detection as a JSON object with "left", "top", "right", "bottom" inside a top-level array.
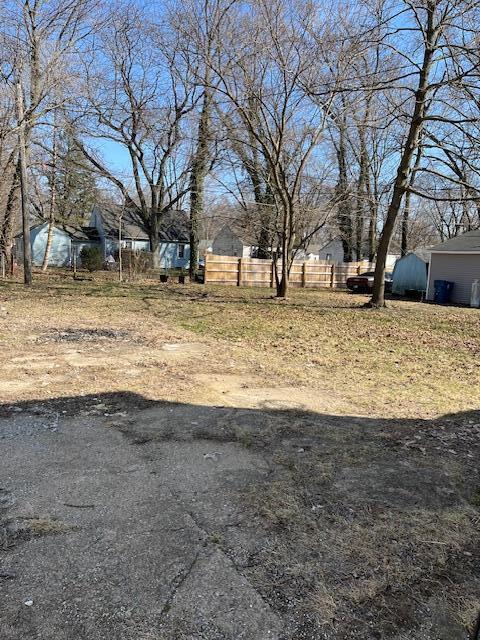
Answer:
[
  {"left": 80, "top": 246, "right": 103, "bottom": 272},
  {"left": 114, "top": 249, "right": 153, "bottom": 274}
]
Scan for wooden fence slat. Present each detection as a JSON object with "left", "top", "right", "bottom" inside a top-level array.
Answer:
[{"left": 204, "top": 254, "right": 373, "bottom": 289}]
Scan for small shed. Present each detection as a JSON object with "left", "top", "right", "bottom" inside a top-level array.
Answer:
[
  {"left": 392, "top": 249, "right": 430, "bottom": 296},
  {"left": 426, "top": 230, "right": 480, "bottom": 304}
]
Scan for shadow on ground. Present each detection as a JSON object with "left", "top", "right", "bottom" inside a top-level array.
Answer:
[{"left": 1, "top": 392, "right": 479, "bottom": 640}]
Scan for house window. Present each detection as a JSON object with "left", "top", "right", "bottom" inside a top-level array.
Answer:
[
  {"left": 326, "top": 253, "right": 332, "bottom": 261},
  {"left": 124, "top": 240, "right": 132, "bottom": 249},
  {"left": 178, "top": 244, "right": 185, "bottom": 258}
]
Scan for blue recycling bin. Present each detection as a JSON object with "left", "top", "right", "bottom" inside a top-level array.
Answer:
[{"left": 434, "top": 280, "right": 454, "bottom": 304}]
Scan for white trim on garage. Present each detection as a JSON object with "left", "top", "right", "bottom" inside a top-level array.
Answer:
[{"left": 430, "top": 250, "right": 480, "bottom": 254}]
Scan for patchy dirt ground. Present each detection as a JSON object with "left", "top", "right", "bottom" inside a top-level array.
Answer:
[
  {"left": 0, "top": 273, "right": 479, "bottom": 638},
  {"left": 1, "top": 270, "right": 480, "bottom": 418}
]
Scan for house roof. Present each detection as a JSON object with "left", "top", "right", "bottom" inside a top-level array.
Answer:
[
  {"left": 15, "top": 222, "right": 100, "bottom": 242},
  {"left": 397, "top": 248, "right": 431, "bottom": 263},
  {"left": 314, "top": 236, "right": 343, "bottom": 254},
  {"left": 158, "top": 209, "right": 190, "bottom": 243},
  {"left": 430, "top": 229, "right": 480, "bottom": 253},
  {"left": 413, "top": 248, "right": 431, "bottom": 262},
  {"left": 96, "top": 205, "right": 189, "bottom": 243},
  {"left": 65, "top": 225, "right": 100, "bottom": 242},
  {"left": 96, "top": 205, "right": 150, "bottom": 241},
  {"left": 215, "top": 224, "right": 257, "bottom": 247}
]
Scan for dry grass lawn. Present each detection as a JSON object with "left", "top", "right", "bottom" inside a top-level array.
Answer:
[{"left": 1, "top": 269, "right": 479, "bottom": 418}]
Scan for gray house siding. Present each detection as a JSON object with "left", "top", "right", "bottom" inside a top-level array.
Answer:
[
  {"left": 212, "top": 226, "right": 246, "bottom": 257},
  {"left": 90, "top": 206, "right": 107, "bottom": 257},
  {"left": 158, "top": 242, "right": 190, "bottom": 269},
  {"left": 72, "top": 241, "right": 102, "bottom": 266},
  {"left": 316, "top": 238, "right": 345, "bottom": 263},
  {"left": 427, "top": 253, "right": 480, "bottom": 304},
  {"left": 17, "top": 223, "right": 72, "bottom": 267},
  {"left": 90, "top": 206, "right": 189, "bottom": 267},
  {"left": 103, "top": 238, "right": 150, "bottom": 258},
  {"left": 315, "top": 236, "right": 399, "bottom": 267}
]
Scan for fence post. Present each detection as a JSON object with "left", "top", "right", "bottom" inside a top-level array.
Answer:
[
  {"left": 330, "top": 264, "right": 335, "bottom": 288},
  {"left": 204, "top": 254, "right": 209, "bottom": 284},
  {"left": 237, "top": 257, "right": 243, "bottom": 287},
  {"left": 357, "top": 263, "right": 361, "bottom": 275},
  {"left": 301, "top": 262, "right": 307, "bottom": 288},
  {"left": 270, "top": 259, "right": 275, "bottom": 288}
]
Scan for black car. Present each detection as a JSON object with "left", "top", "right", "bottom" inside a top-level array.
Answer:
[{"left": 346, "top": 271, "right": 393, "bottom": 293}]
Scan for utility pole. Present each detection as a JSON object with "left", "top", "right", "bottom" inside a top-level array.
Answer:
[{"left": 15, "top": 79, "right": 32, "bottom": 286}]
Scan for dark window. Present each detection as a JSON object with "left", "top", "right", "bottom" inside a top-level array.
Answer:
[
  {"left": 178, "top": 244, "right": 185, "bottom": 258},
  {"left": 124, "top": 240, "right": 132, "bottom": 249},
  {"left": 326, "top": 253, "right": 332, "bottom": 261}
]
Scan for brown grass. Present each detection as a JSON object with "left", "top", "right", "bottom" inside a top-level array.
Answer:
[
  {"left": 1, "top": 269, "right": 479, "bottom": 418},
  {"left": 22, "top": 517, "right": 74, "bottom": 535}
]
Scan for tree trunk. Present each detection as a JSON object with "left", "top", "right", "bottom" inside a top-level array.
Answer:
[
  {"left": 150, "top": 227, "right": 160, "bottom": 269},
  {"left": 257, "top": 221, "right": 271, "bottom": 259},
  {"left": 276, "top": 202, "right": 294, "bottom": 298},
  {"left": 400, "top": 190, "right": 410, "bottom": 257},
  {"left": 369, "top": 3, "right": 437, "bottom": 307},
  {"left": 42, "top": 119, "right": 58, "bottom": 271},
  {"left": 368, "top": 208, "right": 376, "bottom": 263},
  {"left": 189, "top": 86, "right": 211, "bottom": 280},
  {"left": 1, "top": 157, "right": 20, "bottom": 267},
  {"left": 42, "top": 220, "right": 55, "bottom": 270},
  {"left": 401, "top": 144, "right": 422, "bottom": 257},
  {"left": 16, "top": 80, "right": 32, "bottom": 286},
  {"left": 355, "top": 130, "right": 368, "bottom": 260},
  {"left": 336, "top": 120, "right": 353, "bottom": 262}
]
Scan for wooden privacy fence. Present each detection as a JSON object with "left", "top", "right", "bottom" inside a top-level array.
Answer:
[{"left": 204, "top": 254, "right": 372, "bottom": 289}]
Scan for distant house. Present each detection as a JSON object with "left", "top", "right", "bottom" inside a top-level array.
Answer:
[
  {"left": 312, "top": 237, "right": 345, "bottom": 263},
  {"left": 89, "top": 205, "right": 190, "bottom": 269},
  {"left": 15, "top": 222, "right": 100, "bottom": 267},
  {"left": 198, "top": 239, "right": 213, "bottom": 257},
  {"left": 392, "top": 249, "right": 430, "bottom": 296},
  {"left": 212, "top": 225, "right": 256, "bottom": 258},
  {"left": 426, "top": 230, "right": 480, "bottom": 305},
  {"left": 305, "top": 235, "right": 399, "bottom": 268},
  {"left": 16, "top": 206, "right": 191, "bottom": 269}
]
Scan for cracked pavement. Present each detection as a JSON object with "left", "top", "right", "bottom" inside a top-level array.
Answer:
[{"left": 0, "top": 401, "right": 282, "bottom": 640}]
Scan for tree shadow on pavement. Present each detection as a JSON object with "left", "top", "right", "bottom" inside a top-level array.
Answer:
[{"left": 0, "top": 392, "right": 478, "bottom": 640}]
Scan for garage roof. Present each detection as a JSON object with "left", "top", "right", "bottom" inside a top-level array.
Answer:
[{"left": 430, "top": 230, "right": 480, "bottom": 253}]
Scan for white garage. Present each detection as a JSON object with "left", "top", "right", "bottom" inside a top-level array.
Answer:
[{"left": 426, "top": 230, "right": 480, "bottom": 305}]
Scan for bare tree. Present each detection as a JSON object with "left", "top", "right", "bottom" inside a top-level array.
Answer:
[
  {"left": 78, "top": 4, "right": 197, "bottom": 265},
  {"left": 208, "top": 0, "right": 339, "bottom": 297},
  {"left": 0, "top": 0, "right": 98, "bottom": 282},
  {"left": 368, "top": 0, "right": 480, "bottom": 307},
  {"left": 169, "top": 0, "right": 236, "bottom": 279}
]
